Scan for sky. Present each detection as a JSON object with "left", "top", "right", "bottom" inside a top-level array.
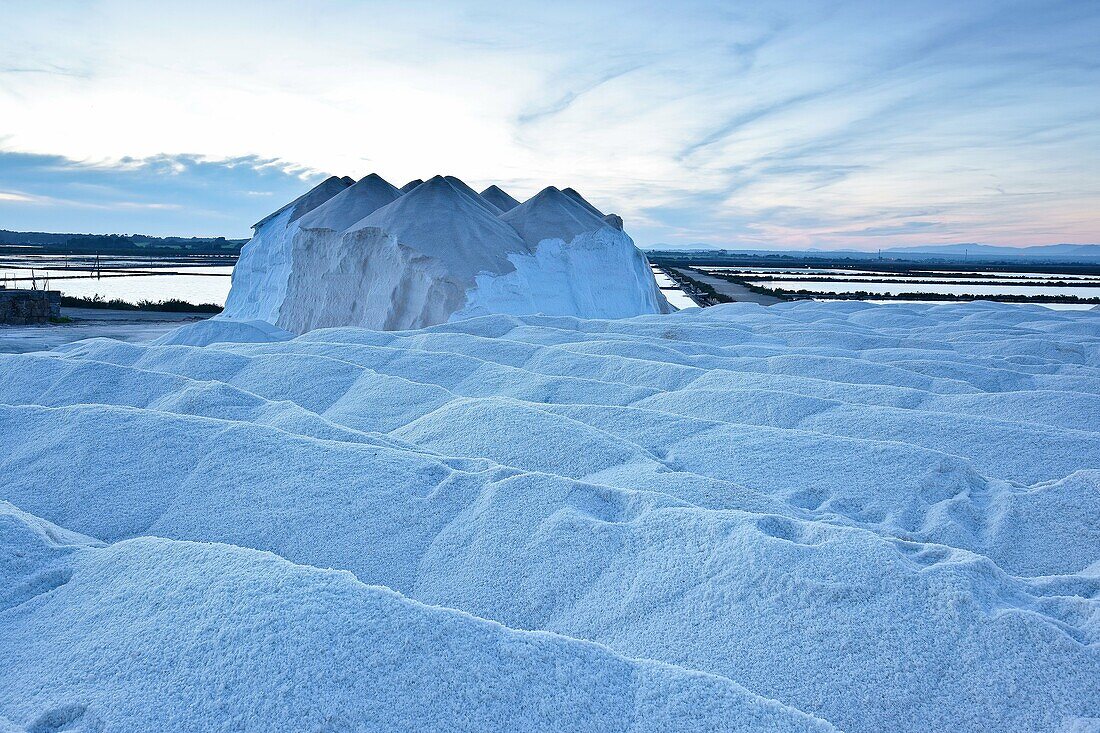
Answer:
[{"left": 0, "top": 0, "right": 1097, "bottom": 249}]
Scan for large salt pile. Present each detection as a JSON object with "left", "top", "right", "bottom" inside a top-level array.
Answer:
[
  {"left": 1, "top": 300, "right": 1098, "bottom": 731},
  {"left": 220, "top": 173, "right": 669, "bottom": 333}
]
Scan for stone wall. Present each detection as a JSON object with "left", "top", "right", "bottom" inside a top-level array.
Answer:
[{"left": 0, "top": 289, "right": 62, "bottom": 325}]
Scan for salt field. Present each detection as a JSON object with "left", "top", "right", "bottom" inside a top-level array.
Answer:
[
  {"left": 698, "top": 266, "right": 1100, "bottom": 307},
  {"left": 766, "top": 279, "right": 1098, "bottom": 298},
  {"left": 2, "top": 300, "right": 1097, "bottom": 731},
  {"left": 0, "top": 255, "right": 234, "bottom": 305},
  {"left": 4, "top": 0, "right": 1100, "bottom": 728},
  {"left": 651, "top": 266, "right": 699, "bottom": 309},
  {"left": 6, "top": 175, "right": 1098, "bottom": 731}
]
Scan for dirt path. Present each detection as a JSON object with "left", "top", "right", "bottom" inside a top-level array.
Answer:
[
  {"left": 0, "top": 308, "right": 208, "bottom": 354},
  {"left": 672, "top": 268, "right": 783, "bottom": 305}
]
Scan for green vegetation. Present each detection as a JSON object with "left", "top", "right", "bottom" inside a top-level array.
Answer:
[
  {"left": 723, "top": 276, "right": 798, "bottom": 300},
  {"left": 61, "top": 295, "right": 222, "bottom": 313},
  {"left": 701, "top": 269, "right": 1099, "bottom": 305},
  {"left": 720, "top": 281, "right": 1100, "bottom": 304},
  {"left": 0, "top": 230, "right": 247, "bottom": 256},
  {"left": 719, "top": 274, "right": 1100, "bottom": 287},
  {"left": 646, "top": 251, "right": 1100, "bottom": 277},
  {"left": 763, "top": 289, "right": 1100, "bottom": 305}
]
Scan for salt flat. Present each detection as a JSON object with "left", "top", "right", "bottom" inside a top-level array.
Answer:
[
  {"left": 1, "top": 300, "right": 1098, "bottom": 732},
  {"left": 0, "top": 308, "right": 206, "bottom": 354}
]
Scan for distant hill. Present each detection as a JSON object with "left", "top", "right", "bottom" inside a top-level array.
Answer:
[
  {"left": 887, "top": 243, "right": 1100, "bottom": 260},
  {"left": 0, "top": 230, "right": 247, "bottom": 255},
  {"left": 646, "top": 242, "right": 1100, "bottom": 263}
]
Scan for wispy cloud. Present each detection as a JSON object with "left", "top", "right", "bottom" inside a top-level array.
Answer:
[
  {"left": 517, "top": 62, "right": 648, "bottom": 125},
  {"left": 0, "top": 152, "right": 325, "bottom": 235},
  {"left": 836, "top": 222, "right": 941, "bottom": 238},
  {"left": 0, "top": 63, "right": 89, "bottom": 79},
  {"left": 0, "top": 0, "right": 1096, "bottom": 248}
]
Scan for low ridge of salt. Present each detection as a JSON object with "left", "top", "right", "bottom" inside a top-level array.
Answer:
[
  {"left": 400, "top": 179, "right": 424, "bottom": 193},
  {"left": 0, "top": 504, "right": 832, "bottom": 733}
]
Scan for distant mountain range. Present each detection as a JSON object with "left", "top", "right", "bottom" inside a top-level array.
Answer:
[
  {"left": 888, "top": 243, "right": 1100, "bottom": 259},
  {"left": 647, "top": 242, "right": 1100, "bottom": 262}
]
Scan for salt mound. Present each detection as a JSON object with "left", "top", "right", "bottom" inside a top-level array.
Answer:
[
  {"left": 480, "top": 184, "right": 520, "bottom": 212},
  {"left": 218, "top": 173, "right": 670, "bottom": 332},
  {"left": 3, "top": 301, "right": 1098, "bottom": 732},
  {"left": 442, "top": 175, "right": 505, "bottom": 215},
  {"left": 151, "top": 318, "right": 294, "bottom": 347},
  {"left": 221, "top": 176, "right": 355, "bottom": 326},
  {"left": 456, "top": 187, "right": 670, "bottom": 320},
  {"left": 251, "top": 175, "right": 349, "bottom": 230},
  {"left": 561, "top": 185, "right": 625, "bottom": 230},
  {"left": 562, "top": 186, "right": 605, "bottom": 216},
  {"left": 563, "top": 183, "right": 624, "bottom": 226},
  {"left": 400, "top": 178, "right": 423, "bottom": 192},
  {"left": 0, "top": 504, "right": 831, "bottom": 733},
  {"left": 500, "top": 185, "right": 613, "bottom": 248},
  {"left": 352, "top": 175, "right": 527, "bottom": 279},
  {"left": 297, "top": 173, "right": 402, "bottom": 231}
]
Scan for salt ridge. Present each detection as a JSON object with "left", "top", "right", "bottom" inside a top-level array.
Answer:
[
  {"left": 1, "top": 300, "right": 1098, "bottom": 732},
  {"left": 0, "top": 502, "right": 830, "bottom": 732}
]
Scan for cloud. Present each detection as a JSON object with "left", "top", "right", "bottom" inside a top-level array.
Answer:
[
  {"left": 517, "top": 63, "right": 647, "bottom": 126},
  {"left": 0, "top": 191, "right": 37, "bottom": 203},
  {"left": 0, "top": 152, "right": 325, "bottom": 236},
  {"left": 0, "top": 0, "right": 1097, "bottom": 248},
  {"left": 835, "top": 222, "right": 941, "bottom": 237},
  {"left": 0, "top": 64, "right": 89, "bottom": 79}
]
